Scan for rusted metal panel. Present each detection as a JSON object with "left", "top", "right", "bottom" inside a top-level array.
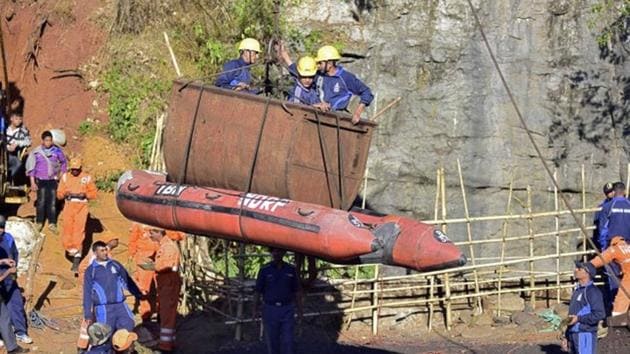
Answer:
[{"left": 163, "top": 80, "right": 376, "bottom": 210}]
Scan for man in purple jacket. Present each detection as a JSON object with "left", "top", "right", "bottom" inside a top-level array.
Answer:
[{"left": 25, "top": 130, "right": 67, "bottom": 232}]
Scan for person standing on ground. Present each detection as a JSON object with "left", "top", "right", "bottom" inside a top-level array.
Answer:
[
  {"left": 0, "top": 258, "right": 29, "bottom": 353},
  {"left": 590, "top": 236, "right": 630, "bottom": 317},
  {"left": 0, "top": 216, "right": 32, "bottom": 345},
  {"left": 562, "top": 262, "right": 605, "bottom": 354},
  {"left": 83, "top": 241, "right": 142, "bottom": 353},
  {"left": 56, "top": 157, "right": 98, "bottom": 272},
  {"left": 252, "top": 248, "right": 303, "bottom": 354},
  {"left": 128, "top": 223, "right": 159, "bottom": 323},
  {"left": 593, "top": 182, "right": 615, "bottom": 251},
  {"left": 215, "top": 38, "right": 261, "bottom": 93},
  {"left": 25, "top": 130, "right": 67, "bottom": 232},
  {"left": 4, "top": 113, "right": 31, "bottom": 183},
  {"left": 141, "top": 228, "right": 181, "bottom": 353},
  {"left": 598, "top": 181, "right": 630, "bottom": 249},
  {"left": 314, "top": 45, "right": 374, "bottom": 124},
  {"left": 76, "top": 236, "right": 119, "bottom": 353}
]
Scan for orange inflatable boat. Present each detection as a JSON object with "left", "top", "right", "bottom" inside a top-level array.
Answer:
[{"left": 116, "top": 170, "right": 466, "bottom": 271}]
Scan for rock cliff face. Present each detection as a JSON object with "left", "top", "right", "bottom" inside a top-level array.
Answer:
[{"left": 287, "top": 0, "right": 629, "bottom": 247}]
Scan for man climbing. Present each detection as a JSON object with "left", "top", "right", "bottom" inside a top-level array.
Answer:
[
  {"left": 0, "top": 215, "right": 33, "bottom": 345},
  {"left": 57, "top": 157, "right": 98, "bottom": 272},
  {"left": 562, "top": 262, "right": 605, "bottom": 354},
  {"left": 141, "top": 228, "right": 181, "bottom": 353},
  {"left": 215, "top": 38, "right": 261, "bottom": 93},
  {"left": 590, "top": 236, "right": 630, "bottom": 317},
  {"left": 315, "top": 45, "right": 374, "bottom": 124},
  {"left": 83, "top": 241, "right": 142, "bottom": 353},
  {"left": 5, "top": 113, "right": 31, "bottom": 183},
  {"left": 25, "top": 130, "right": 67, "bottom": 232}
]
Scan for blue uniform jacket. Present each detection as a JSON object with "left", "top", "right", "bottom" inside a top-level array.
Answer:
[
  {"left": 593, "top": 197, "right": 612, "bottom": 250},
  {"left": 286, "top": 63, "right": 321, "bottom": 105},
  {"left": 214, "top": 58, "right": 257, "bottom": 93},
  {"left": 566, "top": 281, "right": 604, "bottom": 333},
  {"left": 255, "top": 261, "right": 299, "bottom": 305},
  {"left": 83, "top": 259, "right": 141, "bottom": 319},
  {"left": 598, "top": 196, "right": 630, "bottom": 249},
  {"left": 0, "top": 232, "right": 19, "bottom": 270},
  {"left": 316, "top": 65, "right": 373, "bottom": 110}
]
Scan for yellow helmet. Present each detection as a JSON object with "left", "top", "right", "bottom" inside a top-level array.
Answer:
[
  {"left": 315, "top": 45, "right": 341, "bottom": 62},
  {"left": 296, "top": 56, "right": 317, "bottom": 77},
  {"left": 70, "top": 157, "right": 82, "bottom": 169},
  {"left": 238, "top": 38, "right": 261, "bottom": 53}
]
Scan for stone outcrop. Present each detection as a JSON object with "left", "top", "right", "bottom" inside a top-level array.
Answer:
[{"left": 286, "top": 1, "right": 629, "bottom": 257}]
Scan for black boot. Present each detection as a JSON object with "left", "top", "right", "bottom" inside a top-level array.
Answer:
[{"left": 71, "top": 255, "right": 81, "bottom": 274}]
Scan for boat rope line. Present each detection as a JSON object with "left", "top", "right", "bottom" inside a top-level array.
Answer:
[
  {"left": 118, "top": 191, "right": 320, "bottom": 233},
  {"left": 465, "top": 0, "right": 629, "bottom": 299},
  {"left": 172, "top": 85, "right": 205, "bottom": 230},
  {"left": 334, "top": 114, "right": 345, "bottom": 210},
  {"left": 238, "top": 96, "right": 273, "bottom": 241},
  {"left": 314, "top": 111, "right": 336, "bottom": 208}
]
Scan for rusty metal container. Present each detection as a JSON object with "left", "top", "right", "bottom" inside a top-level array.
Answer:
[{"left": 163, "top": 80, "right": 377, "bottom": 210}]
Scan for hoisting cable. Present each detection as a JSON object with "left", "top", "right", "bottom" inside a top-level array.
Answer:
[
  {"left": 334, "top": 114, "right": 345, "bottom": 209},
  {"left": 237, "top": 96, "right": 273, "bottom": 240},
  {"left": 171, "top": 85, "right": 204, "bottom": 229},
  {"left": 465, "top": 0, "right": 630, "bottom": 302},
  {"left": 315, "top": 111, "right": 336, "bottom": 208}
]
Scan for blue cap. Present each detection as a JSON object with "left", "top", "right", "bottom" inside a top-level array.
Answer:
[{"left": 575, "top": 261, "right": 597, "bottom": 278}]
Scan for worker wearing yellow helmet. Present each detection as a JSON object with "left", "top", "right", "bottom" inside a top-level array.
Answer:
[
  {"left": 276, "top": 43, "right": 328, "bottom": 111},
  {"left": 215, "top": 37, "right": 261, "bottom": 94},
  {"left": 314, "top": 45, "right": 374, "bottom": 124}
]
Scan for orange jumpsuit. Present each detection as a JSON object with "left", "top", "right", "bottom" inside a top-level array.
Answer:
[
  {"left": 129, "top": 223, "right": 160, "bottom": 320},
  {"left": 155, "top": 235, "right": 181, "bottom": 351},
  {"left": 57, "top": 171, "right": 97, "bottom": 254},
  {"left": 590, "top": 237, "right": 630, "bottom": 315}
]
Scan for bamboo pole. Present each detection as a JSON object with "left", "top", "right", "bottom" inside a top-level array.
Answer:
[
  {"left": 345, "top": 167, "right": 369, "bottom": 329},
  {"left": 428, "top": 168, "right": 440, "bottom": 331},
  {"left": 428, "top": 276, "right": 435, "bottom": 331},
  {"left": 371, "top": 264, "right": 380, "bottom": 335},
  {"left": 163, "top": 32, "right": 182, "bottom": 77},
  {"left": 497, "top": 174, "right": 513, "bottom": 316},
  {"left": 234, "top": 243, "right": 245, "bottom": 340},
  {"left": 554, "top": 170, "right": 560, "bottom": 303},
  {"left": 422, "top": 207, "right": 599, "bottom": 225},
  {"left": 440, "top": 167, "right": 452, "bottom": 330},
  {"left": 581, "top": 164, "right": 586, "bottom": 259},
  {"left": 453, "top": 226, "right": 595, "bottom": 246},
  {"left": 527, "top": 185, "right": 535, "bottom": 308},
  {"left": 626, "top": 163, "right": 630, "bottom": 196},
  {"left": 457, "top": 159, "right": 481, "bottom": 312},
  {"left": 370, "top": 96, "right": 401, "bottom": 122}
]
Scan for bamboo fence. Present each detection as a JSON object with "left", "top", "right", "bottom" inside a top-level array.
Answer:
[{"left": 179, "top": 162, "right": 615, "bottom": 339}]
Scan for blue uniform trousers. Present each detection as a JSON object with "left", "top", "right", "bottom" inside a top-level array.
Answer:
[
  {"left": 2, "top": 278, "right": 27, "bottom": 335},
  {"left": 90, "top": 302, "right": 135, "bottom": 352},
  {"left": 569, "top": 331, "right": 597, "bottom": 354},
  {"left": 263, "top": 304, "right": 295, "bottom": 354},
  {"left": 0, "top": 300, "right": 18, "bottom": 351}
]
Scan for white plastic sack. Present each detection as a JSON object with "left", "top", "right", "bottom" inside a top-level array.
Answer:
[{"left": 5, "top": 217, "right": 41, "bottom": 275}]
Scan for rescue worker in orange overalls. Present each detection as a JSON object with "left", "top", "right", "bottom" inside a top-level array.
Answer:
[
  {"left": 590, "top": 236, "right": 630, "bottom": 317},
  {"left": 141, "top": 227, "right": 181, "bottom": 353},
  {"left": 76, "top": 236, "right": 119, "bottom": 353},
  {"left": 128, "top": 223, "right": 159, "bottom": 322},
  {"left": 57, "top": 157, "right": 97, "bottom": 272}
]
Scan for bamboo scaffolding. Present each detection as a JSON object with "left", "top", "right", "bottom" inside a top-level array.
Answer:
[
  {"left": 457, "top": 159, "right": 481, "bottom": 312},
  {"left": 180, "top": 165, "right": 603, "bottom": 332}
]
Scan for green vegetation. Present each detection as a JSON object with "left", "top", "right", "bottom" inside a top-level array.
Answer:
[
  {"left": 589, "top": 0, "right": 630, "bottom": 47},
  {"left": 94, "top": 170, "right": 124, "bottom": 192}
]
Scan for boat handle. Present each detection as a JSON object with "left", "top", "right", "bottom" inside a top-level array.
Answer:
[
  {"left": 205, "top": 193, "right": 221, "bottom": 200},
  {"left": 280, "top": 103, "right": 294, "bottom": 116},
  {"left": 127, "top": 184, "right": 139, "bottom": 191},
  {"left": 297, "top": 208, "right": 314, "bottom": 217}
]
